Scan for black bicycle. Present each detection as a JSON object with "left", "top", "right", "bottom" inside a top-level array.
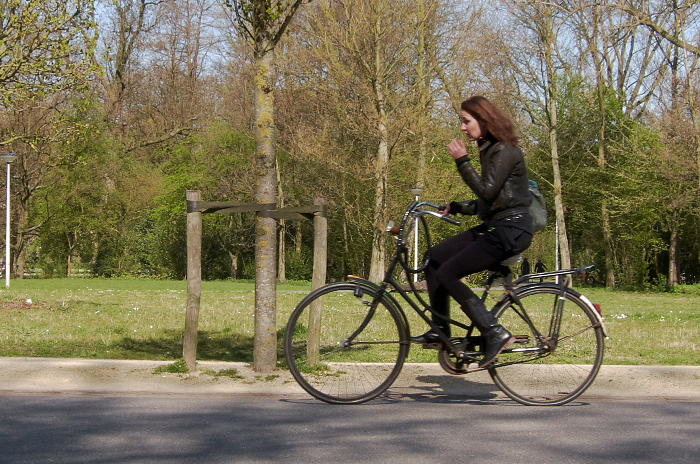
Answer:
[{"left": 283, "top": 200, "right": 606, "bottom": 405}]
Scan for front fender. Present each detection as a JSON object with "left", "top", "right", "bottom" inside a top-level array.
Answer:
[{"left": 346, "top": 276, "right": 410, "bottom": 335}]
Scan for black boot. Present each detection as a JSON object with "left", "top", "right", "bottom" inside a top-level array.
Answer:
[
  {"left": 479, "top": 325, "right": 515, "bottom": 368},
  {"left": 460, "top": 295, "right": 514, "bottom": 368},
  {"left": 413, "top": 291, "right": 451, "bottom": 344},
  {"left": 411, "top": 324, "right": 450, "bottom": 344}
]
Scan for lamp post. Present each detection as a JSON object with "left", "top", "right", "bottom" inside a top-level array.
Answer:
[
  {"left": 409, "top": 186, "right": 424, "bottom": 283},
  {"left": 0, "top": 153, "right": 17, "bottom": 287}
]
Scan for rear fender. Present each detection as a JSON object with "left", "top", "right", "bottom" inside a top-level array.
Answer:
[
  {"left": 578, "top": 294, "right": 608, "bottom": 336},
  {"left": 512, "top": 283, "right": 607, "bottom": 336}
]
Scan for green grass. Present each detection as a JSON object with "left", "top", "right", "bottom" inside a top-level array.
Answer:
[
  {"left": 1, "top": 278, "right": 699, "bottom": 365},
  {"left": 584, "top": 286, "right": 700, "bottom": 365},
  {"left": 153, "top": 359, "right": 189, "bottom": 374},
  {"left": 0, "top": 278, "right": 309, "bottom": 362}
]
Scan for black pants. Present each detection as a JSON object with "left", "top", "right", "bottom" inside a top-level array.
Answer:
[{"left": 425, "top": 225, "right": 532, "bottom": 327}]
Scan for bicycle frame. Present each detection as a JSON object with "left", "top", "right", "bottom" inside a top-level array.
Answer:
[{"left": 347, "top": 200, "right": 603, "bottom": 370}]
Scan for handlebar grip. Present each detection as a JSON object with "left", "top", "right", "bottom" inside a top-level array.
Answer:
[{"left": 443, "top": 216, "right": 461, "bottom": 226}]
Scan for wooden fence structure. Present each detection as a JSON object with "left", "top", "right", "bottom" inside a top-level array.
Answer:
[{"left": 183, "top": 190, "right": 328, "bottom": 371}]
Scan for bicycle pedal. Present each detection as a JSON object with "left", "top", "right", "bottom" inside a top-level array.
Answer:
[
  {"left": 419, "top": 342, "right": 442, "bottom": 349},
  {"left": 457, "top": 351, "right": 481, "bottom": 362},
  {"left": 514, "top": 334, "right": 529, "bottom": 343}
]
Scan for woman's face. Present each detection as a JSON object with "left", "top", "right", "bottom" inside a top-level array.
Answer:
[{"left": 460, "top": 110, "right": 482, "bottom": 141}]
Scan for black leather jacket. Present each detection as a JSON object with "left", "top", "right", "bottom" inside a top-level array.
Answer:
[{"left": 451, "top": 137, "right": 532, "bottom": 231}]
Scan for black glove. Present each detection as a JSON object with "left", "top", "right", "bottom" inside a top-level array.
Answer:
[
  {"left": 447, "top": 200, "right": 477, "bottom": 216},
  {"left": 437, "top": 203, "right": 451, "bottom": 214}
]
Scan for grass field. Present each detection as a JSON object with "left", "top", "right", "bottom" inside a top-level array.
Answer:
[{"left": 0, "top": 278, "right": 699, "bottom": 366}]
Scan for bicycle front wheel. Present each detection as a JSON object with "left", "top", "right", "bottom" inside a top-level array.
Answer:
[
  {"left": 489, "top": 284, "right": 605, "bottom": 406},
  {"left": 283, "top": 282, "right": 410, "bottom": 404}
]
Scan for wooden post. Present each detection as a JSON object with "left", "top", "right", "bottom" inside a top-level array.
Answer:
[
  {"left": 183, "top": 190, "right": 202, "bottom": 372},
  {"left": 307, "top": 197, "right": 328, "bottom": 364}
]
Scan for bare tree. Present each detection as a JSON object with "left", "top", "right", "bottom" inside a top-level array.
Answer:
[
  {"left": 301, "top": 0, "right": 432, "bottom": 282},
  {"left": 0, "top": 0, "right": 98, "bottom": 276},
  {"left": 648, "top": 1, "right": 699, "bottom": 286},
  {"left": 0, "top": 0, "right": 97, "bottom": 145},
  {"left": 502, "top": 0, "right": 573, "bottom": 274},
  {"left": 97, "top": 0, "right": 161, "bottom": 128},
  {"left": 566, "top": 1, "right": 668, "bottom": 285}
]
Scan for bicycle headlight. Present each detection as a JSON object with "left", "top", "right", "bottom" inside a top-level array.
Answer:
[{"left": 385, "top": 220, "right": 399, "bottom": 236}]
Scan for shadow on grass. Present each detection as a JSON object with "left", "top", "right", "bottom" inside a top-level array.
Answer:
[
  {"left": 114, "top": 328, "right": 287, "bottom": 363},
  {"left": 2, "top": 328, "right": 287, "bottom": 363}
]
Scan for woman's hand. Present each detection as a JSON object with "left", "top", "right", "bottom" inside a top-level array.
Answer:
[{"left": 447, "top": 138, "right": 468, "bottom": 160}]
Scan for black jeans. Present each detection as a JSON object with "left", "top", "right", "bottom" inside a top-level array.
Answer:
[{"left": 424, "top": 225, "right": 532, "bottom": 326}]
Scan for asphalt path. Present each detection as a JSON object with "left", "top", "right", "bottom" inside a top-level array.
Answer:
[
  {"left": 2, "top": 358, "right": 700, "bottom": 463},
  {"left": 1, "top": 394, "right": 699, "bottom": 463}
]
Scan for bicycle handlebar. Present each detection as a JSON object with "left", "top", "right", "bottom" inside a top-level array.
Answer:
[
  {"left": 411, "top": 201, "right": 461, "bottom": 226},
  {"left": 387, "top": 200, "right": 462, "bottom": 274},
  {"left": 413, "top": 208, "right": 461, "bottom": 226}
]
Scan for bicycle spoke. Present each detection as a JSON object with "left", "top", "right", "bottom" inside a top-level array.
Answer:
[
  {"left": 490, "top": 285, "right": 604, "bottom": 406},
  {"left": 284, "top": 282, "right": 409, "bottom": 404}
]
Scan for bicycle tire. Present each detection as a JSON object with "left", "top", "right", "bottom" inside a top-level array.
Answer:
[
  {"left": 283, "top": 282, "right": 410, "bottom": 404},
  {"left": 489, "top": 284, "right": 605, "bottom": 406}
]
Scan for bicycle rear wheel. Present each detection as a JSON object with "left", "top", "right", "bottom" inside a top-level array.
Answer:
[
  {"left": 489, "top": 285, "right": 605, "bottom": 406},
  {"left": 283, "top": 282, "right": 410, "bottom": 404}
]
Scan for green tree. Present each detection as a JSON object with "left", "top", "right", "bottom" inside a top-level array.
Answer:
[
  {"left": 147, "top": 125, "right": 258, "bottom": 280},
  {"left": 0, "top": 0, "right": 97, "bottom": 144},
  {"left": 0, "top": 0, "right": 98, "bottom": 276}
]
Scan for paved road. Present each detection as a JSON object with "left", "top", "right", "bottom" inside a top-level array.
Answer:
[
  {"left": 2, "top": 358, "right": 700, "bottom": 463},
  {"left": 2, "top": 395, "right": 699, "bottom": 463}
]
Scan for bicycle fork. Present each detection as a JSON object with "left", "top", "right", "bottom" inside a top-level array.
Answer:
[{"left": 339, "top": 282, "right": 390, "bottom": 348}]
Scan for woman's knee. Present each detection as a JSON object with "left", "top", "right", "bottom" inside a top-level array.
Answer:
[{"left": 434, "top": 264, "right": 463, "bottom": 287}]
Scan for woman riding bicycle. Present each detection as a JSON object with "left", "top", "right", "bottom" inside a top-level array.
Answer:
[{"left": 412, "top": 96, "right": 533, "bottom": 368}]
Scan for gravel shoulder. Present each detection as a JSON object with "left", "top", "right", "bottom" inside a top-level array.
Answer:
[{"left": 1, "top": 357, "right": 699, "bottom": 401}]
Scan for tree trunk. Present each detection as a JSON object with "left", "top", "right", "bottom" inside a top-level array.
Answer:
[
  {"left": 228, "top": 251, "right": 238, "bottom": 280},
  {"left": 369, "top": 108, "right": 389, "bottom": 282},
  {"left": 341, "top": 173, "right": 349, "bottom": 278},
  {"left": 549, "top": 115, "right": 571, "bottom": 274},
  {"left": 276, "top": 157, "right": 286, "bottom": 283},
  {"left": 669, "top": 225, "right": 678, "bottom": 287},
  {"left": 368, "top": 16, "right": 390, "bottom": 283},
  {"left": 543, "top": 7, "right": 571, "bottom": 274},
  {"left": 66, "top": 231, "right": 76, "bottom": 277},
  {"left": 601, "top": 199, "right": 615, "bottom": 287},
  {"left": 415, "top": 0, "right": 428, "bottom": 192},
  {"left": 588, "top": 8, "right": 616, "bottom": 288},
  {"left": 414, "top": 4, "right": 428, "bottom": 279},
  {"left": 13, "top": 206, "right": 26, "bottom": 279},
  {"left": 253, "top": 47, "right": 278, "bottom": 373},
  {"left": 597, "top": 81, "right": 615, "bottom": 288}
]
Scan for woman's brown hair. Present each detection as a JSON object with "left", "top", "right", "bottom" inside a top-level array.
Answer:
[{"left": 461, "top": 96, "right": 518, "bottom": 146}]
